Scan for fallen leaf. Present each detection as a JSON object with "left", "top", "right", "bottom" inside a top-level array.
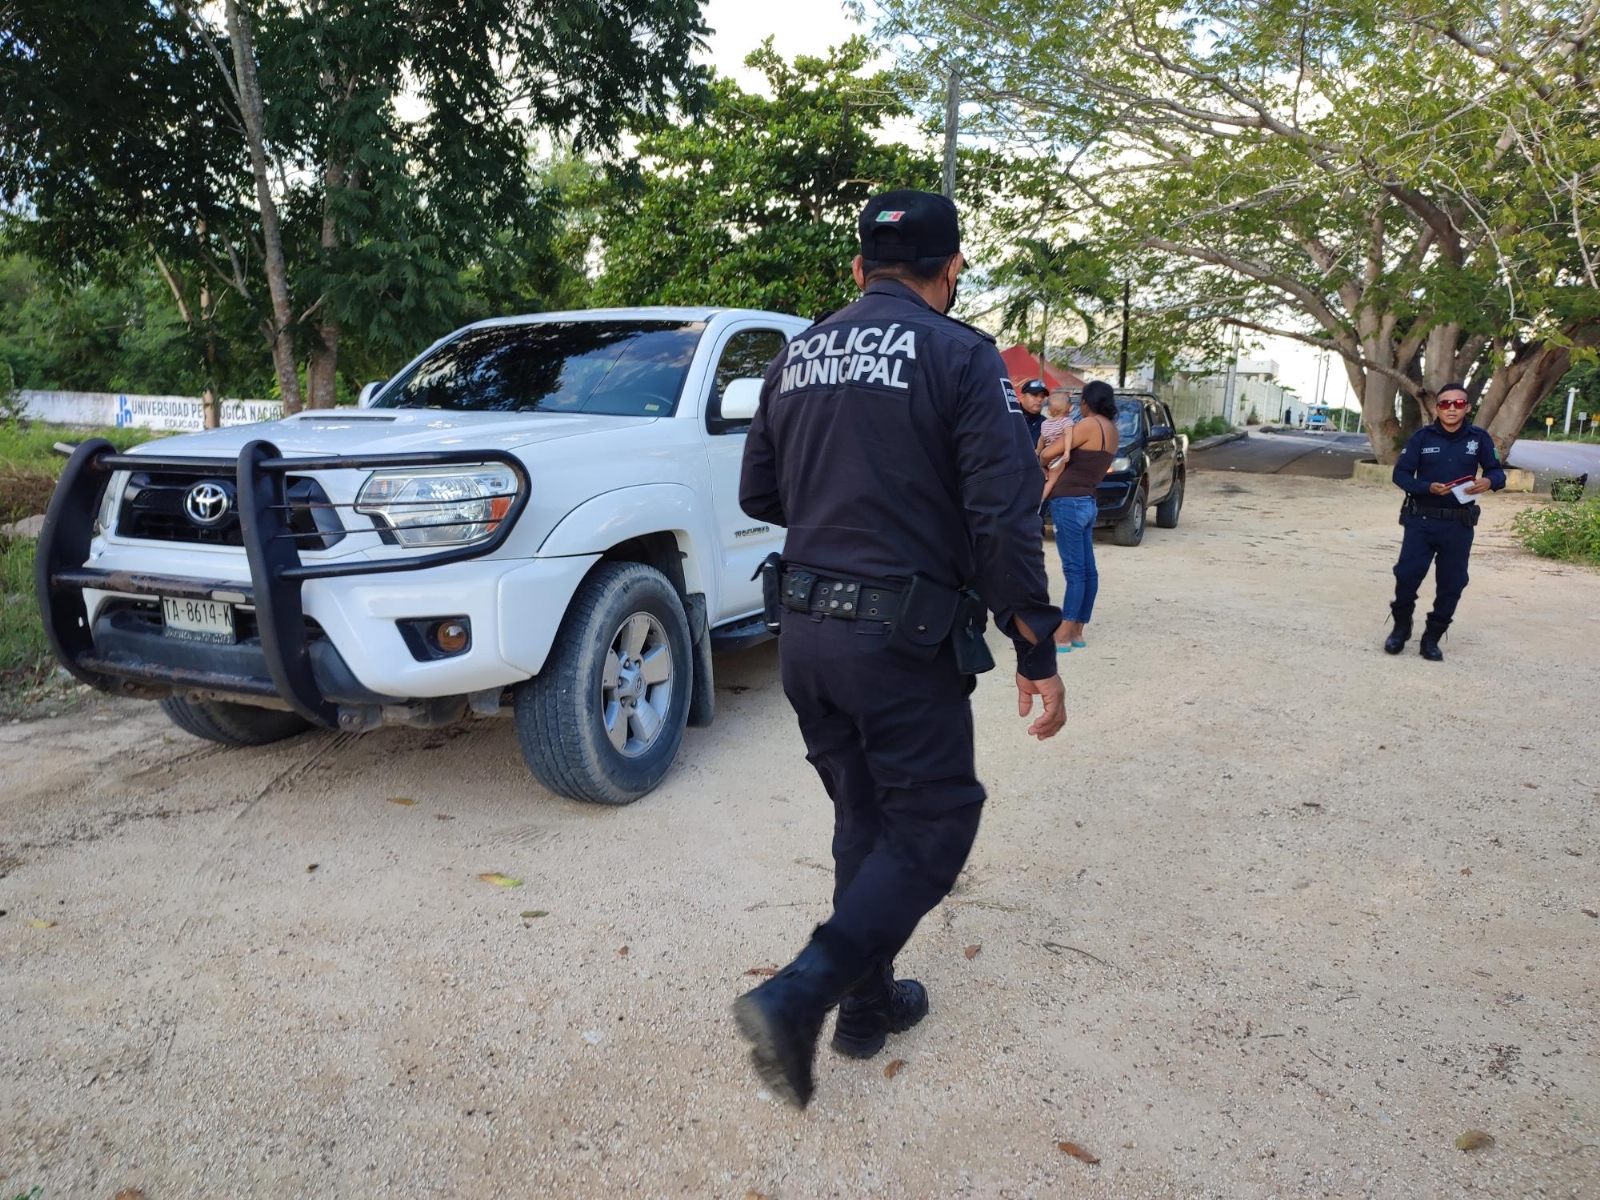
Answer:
[
  {"left": 1057, "top": 1140, "right": 1100, "bottom": 1164},
  {"left": 27, "top": 919, "right": 56, "bottom": 929},
  {"left": 520, "top": 910, "right": 549, "bottom": 919},
  {"left": 116, "top": 1190, "right": 148, "bottom": 1200},
  {"left": 1460, "top": 868, "right": 1472, "bottom": 876},
  {"left": 1523, "top": 782, "right": 1537, "bottom": 789},
  {"left": 618, "top": 945, "right": 629, "bottom": 957},
  {"left": 434, "top": 814, "right": 454, "bottom": 821},
  {"left": 478, "top": 873, "right": 522, "bottom": 888},
  {"left": 746, "top": 1192, "right": 773, "bottom": 1200},
  {"left": 386, "top": 796, "right": 418, "bottom": 806},
  {"left": 1456, "top": 1129, "right": 1494, "bottom": 1151},
  {"left": 964, "top": 943, "right": 981, "bottom": 960},
  {"left": 306, "top": 863, "right": 319, "bottom": 873},
  {"left": 743, "top": 966, "right": 778, "bottom": 977},
  {"left": 1581, "top": 908, "right": 1598, "bottom": 919},
  {"left": 884, "top": 1058, "right": 906, "bottom": 1079}
]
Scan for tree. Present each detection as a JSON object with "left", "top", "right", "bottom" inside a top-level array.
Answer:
[
  {"left": 591, "top": 39, "right": 942, "bottom": 318},
  {"left": 2, "top": 0, "right": 709, "bottom": 412},
  {"left": 987, "top": 236, "right": 1117, "bottom": 359},
  {"left": 871, "top": 0, "right": 1600, "bottom": 460}
]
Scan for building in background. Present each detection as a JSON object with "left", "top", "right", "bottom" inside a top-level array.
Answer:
[
  {"left": 998, "top": 345, "right": 1085, "bottom": 397},
  {"left": 1161, "top": 359, "right": 1308, "bottom": 429}
]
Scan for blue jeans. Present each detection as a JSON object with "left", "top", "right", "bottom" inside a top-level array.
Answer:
[{"left": 1049, "top": 495, "right": 1099, "bottom": 624}]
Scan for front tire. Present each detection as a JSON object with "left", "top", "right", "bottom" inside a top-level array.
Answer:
[
  {"left": 159, "top": 695, "right": 312, "bottom": 746},
  {"left": 1155, "top": 473, "right": 1184, "bottom": 529},
  {"left": 1109, "top": 483, "right": 1148, "bottom": 546},
  {"left": 514, "top": 561, "right": 692, "bottom": 805}
]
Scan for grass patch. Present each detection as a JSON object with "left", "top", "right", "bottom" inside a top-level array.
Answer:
[
  {"left": 1511, "top": 496, "right": 1600, "bottom": 567},
  {"left": 1185, "top": 415, "right": 1234, "bottom": 440},
  {"left": 0, "top": 420, "right": 164, "bottom": 526},
  {"left": 0, "top": 534, "right": 52, "bottom": 713}
]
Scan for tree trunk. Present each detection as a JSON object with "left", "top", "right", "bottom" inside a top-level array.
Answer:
[
  {"left": 1482, "top": 342, "right": 1579, "bottom": 460},
  {"left": 307, "top": 318, "right": 340, "bottom": 408},
  {"left": 1355, "top": 368, "right": 1403, "bottom": 463},
  {"left": 224, "top": 0, "right": 302, "bottom": 415}
]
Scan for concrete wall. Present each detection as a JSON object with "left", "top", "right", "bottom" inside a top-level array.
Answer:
[{"left": 19, "top": 390, "right": 282, "bottom": 432}]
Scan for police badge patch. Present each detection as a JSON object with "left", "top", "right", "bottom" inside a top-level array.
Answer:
[{"left": 1467, "top": 439, "right": 1478, "bottom": 454}]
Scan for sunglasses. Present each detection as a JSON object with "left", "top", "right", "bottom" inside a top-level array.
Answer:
[{"left": 1438, "top": 397, "right": 1470, "bottom": 410}]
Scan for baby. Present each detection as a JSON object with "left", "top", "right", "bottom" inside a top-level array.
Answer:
[{"left": 1037, "top": 393, "right": 1075, "bottom": 501}]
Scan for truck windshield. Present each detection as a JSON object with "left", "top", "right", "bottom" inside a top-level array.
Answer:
[
  {"left": 375, "top": 320, "right": 705, "bottom": 416},
  {"left": 1115, "top": 398, "right": 1143, "bottom": 441}
]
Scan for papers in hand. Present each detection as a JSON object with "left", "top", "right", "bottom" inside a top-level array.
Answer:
[{"left": 1450, "top": 481, "right": 1478, "bottom": 504}]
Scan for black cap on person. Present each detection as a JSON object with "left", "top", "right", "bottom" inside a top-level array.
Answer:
[{"left": 859, "top": 189, "right": 961, "bottom": 262}]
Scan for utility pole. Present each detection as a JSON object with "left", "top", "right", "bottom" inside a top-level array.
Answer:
[
  {"left": 1117, "top": 280, "right": 1131, "bottom": 388},
  {"left": 941, "top": 67, "right": 960, "bottom": 200},
  {"left": 1221, "top": 326, "right": 1240, "bottom": 425}
]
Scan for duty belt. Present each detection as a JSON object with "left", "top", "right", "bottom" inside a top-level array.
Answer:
[
  {"left": 1403, "top": 497, "right": 1477, "bottom": 522},
  {"left": 781, "top": 569, "right": 903, "bottom": 624}
]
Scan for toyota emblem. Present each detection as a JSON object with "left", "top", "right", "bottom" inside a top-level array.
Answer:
[{"left": 184, "top": 481, "right": 233, "bottom": 526}]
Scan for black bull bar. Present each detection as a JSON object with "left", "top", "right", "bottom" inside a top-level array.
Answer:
[{"left": 35, "top": 438, "right": 530, "bottom": 728}]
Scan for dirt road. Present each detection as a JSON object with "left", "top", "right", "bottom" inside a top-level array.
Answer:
[{"left": 3, "top": 475, "right": 1596, "bottom": 1199}]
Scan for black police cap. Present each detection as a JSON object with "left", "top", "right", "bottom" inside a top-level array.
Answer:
[
  {"left": 859, "top": 189, "right": 961, "bottom": 262},
  {"left": 1020, "top": 379, "right": 1049, "bottom": 396}
]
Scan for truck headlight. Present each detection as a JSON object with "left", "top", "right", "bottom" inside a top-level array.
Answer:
[
  {"left": 96, "top": 475, "right": 121, "bottom": 534},
  {"left": 1110, "top": 456, "right": 1131, "bottom": 472},
  {"left": 355, "top": 467, "right": 518, "bottom": 547}
]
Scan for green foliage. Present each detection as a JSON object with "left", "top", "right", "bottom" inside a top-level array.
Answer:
[
  {"left": 0, "top": 533, "right": 52, "bottom": 708},
  {"left": 1512, "top": 497, "right": 1600, "bottom": 566},
  {"left": 989, "top": 237, "right": 1117, "bottom": 355},
  {"left": 591, "top": 39, "right": 939, "bottom": 317},
  {"left": 1185, "top": 415, "right": 1234, "bottom": 439},
  {"left": 0, "top": 0, "right": 708, "bottom": 401},
  {"left": 872, "top": 0, "right": 1600, "bottom": 457},
  {"left": 0, "top": 421, "right": 160, "bottom": 476}
]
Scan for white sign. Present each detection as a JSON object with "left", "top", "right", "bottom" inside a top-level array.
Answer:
[{"left": 20, "top": 390, "right": 283, "bottom": 432}]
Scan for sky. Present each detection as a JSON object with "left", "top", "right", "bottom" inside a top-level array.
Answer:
[{"left": 696, "top": 0, "right": 1356, "bottom": 410}]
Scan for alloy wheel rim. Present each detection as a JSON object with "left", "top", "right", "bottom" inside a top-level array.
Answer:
[{"left": 600, "top": 612, "right": 673, "bottom": 758}]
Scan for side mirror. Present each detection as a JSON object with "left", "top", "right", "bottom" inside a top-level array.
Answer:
[
  {"left": 357, "top": 379, "right": 386, "bottom": 408},
  {"left": 720, "top": 378, "right": 764, "bottom": 422},
  {"left": 1149, "top": 424, "right": 1174, "bottom": 441}
]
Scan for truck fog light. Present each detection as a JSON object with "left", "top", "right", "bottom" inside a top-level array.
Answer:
[{"left": 397, "top": 616, "right": 472, "bottom": 661}]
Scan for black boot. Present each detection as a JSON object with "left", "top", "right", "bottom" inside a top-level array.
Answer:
[
  {"left": 1419, "top": 617, "right": 1448, "bottom": 662},
  {"left": 1384, "top": 603, "right": 1414, "bottom": 655},
  {"left": 733, "top": 931, "right": 868, "bottom": 1108},
  {"left": 831, "top": 961, "right": 930, "bottom": 1059}
]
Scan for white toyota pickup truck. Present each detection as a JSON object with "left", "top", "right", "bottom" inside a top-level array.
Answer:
[{"left": 36, "top": 307, "right": 809, "bottom": 803}]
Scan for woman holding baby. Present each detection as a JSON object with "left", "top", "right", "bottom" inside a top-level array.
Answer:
[{"left": 1036, "top": 380, "right": 1120, "bottom": 653}]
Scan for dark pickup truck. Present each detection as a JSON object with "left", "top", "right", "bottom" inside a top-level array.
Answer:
[{"left": 1092, "top": 393, "right": 1187, "bottom": 546}]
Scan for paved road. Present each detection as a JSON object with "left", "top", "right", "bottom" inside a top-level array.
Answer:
[
  {"left": 1190, "top": 429, "right": 1368, "bottom": 477},
  {"left": 1506, "top": 438, "right": 1600, "bottom": 492}
]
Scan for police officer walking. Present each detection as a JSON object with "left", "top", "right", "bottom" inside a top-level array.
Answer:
[
  {"left": 1386, "top": 382, "right": 1507, "bottom": 660},
  {"left": 735, "top": 189, "right": 1066, "bottom": 1108}
]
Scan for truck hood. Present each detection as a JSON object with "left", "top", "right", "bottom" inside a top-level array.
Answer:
[{"left": 124, "top": 409, "right": 654, "bottom": 460}]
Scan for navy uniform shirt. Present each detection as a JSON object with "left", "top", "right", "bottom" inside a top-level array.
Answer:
[
  {"left": 740, "top": 279, "right": 1062, "bottom": 679},
  {"left": 1392, "top": 421, "right": 1507, "bottom": 506}
]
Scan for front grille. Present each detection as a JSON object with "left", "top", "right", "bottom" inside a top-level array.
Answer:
[{"left": 116, "top": 471, "right": 345, "bottom": 550}]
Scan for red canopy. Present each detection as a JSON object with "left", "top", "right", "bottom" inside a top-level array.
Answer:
[{"left": 999, "top": 345, "right": 1084, "bottom": 393}]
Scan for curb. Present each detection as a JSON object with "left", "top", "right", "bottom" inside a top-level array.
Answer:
[{"left": 1189, "top": 430, "right": 1247, "bottom": 451}]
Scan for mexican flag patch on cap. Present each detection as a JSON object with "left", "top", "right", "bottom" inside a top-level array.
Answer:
[{"left": 876, "top": 210, "right": 905, "bottom": 222}]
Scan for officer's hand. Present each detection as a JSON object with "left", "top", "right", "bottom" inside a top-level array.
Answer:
[
  {"left": 1466, "top": 477, "right": 1492, "bottom": 494},
  {"left": 1016, "top": 672, "right": 1066, "bottom": 740},
  {"left": 1428, "top": 482, "right": 1451, "bottom": 496}
]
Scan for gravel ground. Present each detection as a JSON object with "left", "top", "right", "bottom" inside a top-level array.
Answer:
[{"left": 2, "top": 473, "right": 1596, "bottom": 1200}]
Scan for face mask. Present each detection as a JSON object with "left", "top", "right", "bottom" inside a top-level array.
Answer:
[{"left": 944, "top": 272, "right": 960, "bottom": 315}]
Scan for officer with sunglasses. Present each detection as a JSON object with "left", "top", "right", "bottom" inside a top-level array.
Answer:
[{"left": 1385, "top": 382, "right": 1506, "bottom": 660}]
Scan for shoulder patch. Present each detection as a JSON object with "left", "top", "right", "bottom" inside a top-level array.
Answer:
[{"left": 1001, "top": 376, "right": 1022, "bottom": 414}]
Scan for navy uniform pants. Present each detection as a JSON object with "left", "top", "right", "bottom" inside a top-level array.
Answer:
[
  {"left": 778, "top": 614, "right": 986, "bottom": 968},
  {"left": 1392, "top": 513, "right": 1475, "bottom": 624}
]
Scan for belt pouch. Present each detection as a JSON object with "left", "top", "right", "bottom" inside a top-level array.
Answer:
[
  {"left": 755, "top": 553, "right": 784, "bottom": 634},
  {"left": 951, "top": 589, "right": 996, "bottom": 676},
  {"left": 884, "top": 574, "right": 959, "bottom": 662}
]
